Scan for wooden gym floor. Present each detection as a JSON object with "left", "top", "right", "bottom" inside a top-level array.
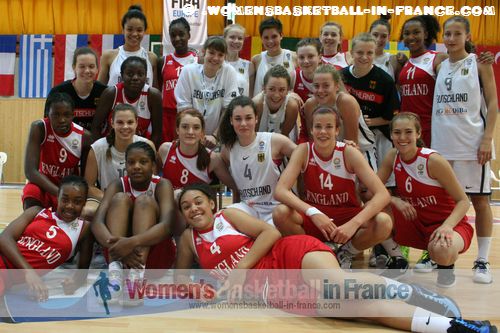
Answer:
[{"left": 0, "top": 186, "right": 499, "bottom": 332}]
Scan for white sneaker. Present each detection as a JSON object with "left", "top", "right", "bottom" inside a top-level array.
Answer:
[
  {"left": 472, "top": 260, "right": 492, "bottom": 284},
  {"left": 107, "top": 268, "right": 123, "bottom": 304}
]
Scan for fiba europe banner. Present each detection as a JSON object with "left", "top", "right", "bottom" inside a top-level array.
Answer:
[{"left": 163, "top": 0, "right": 207, "bottom": 55}]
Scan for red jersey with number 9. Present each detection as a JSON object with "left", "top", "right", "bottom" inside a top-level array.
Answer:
[{"left": 39, "top": 118, "right": 83, "bottom": 185}]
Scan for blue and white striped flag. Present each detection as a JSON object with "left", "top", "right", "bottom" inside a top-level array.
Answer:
[{"left": 19, "top": 34, "right": 53, "bottom": 98}]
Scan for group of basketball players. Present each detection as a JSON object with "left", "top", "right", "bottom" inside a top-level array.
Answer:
[{"left": 0, "top": 4, "right": 498, "bottom": 332}]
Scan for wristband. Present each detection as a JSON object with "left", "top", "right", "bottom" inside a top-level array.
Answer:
[
  {"left": 86, "top": 197, "right": 101, "bottom": 204},
  {"left": 305, "top": 207, "right": 323, "bottom": 217}
]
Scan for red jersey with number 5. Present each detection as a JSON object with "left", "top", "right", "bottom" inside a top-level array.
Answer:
[
  {"left": 40, "top": 118, "right": 83, "bottom": 185},
  {"left": 302, "top": 142, "right": 360, "bottom": 220},
  {"left": 393, "top": 148, "right": 457, "bottom": 224},
  {"left": 2, "top": 208, "right": 84, "bottom": 269}
]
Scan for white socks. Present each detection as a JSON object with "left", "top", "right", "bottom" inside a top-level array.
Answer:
[
  {"left": 381, "top": 238, "right": 404, "bottom": 257},
  {"left": 477, "top": 237, "right": 492, "bottom": 262},
  {"left": 411, "top": 307, "right": 452, "bottom": 333}
]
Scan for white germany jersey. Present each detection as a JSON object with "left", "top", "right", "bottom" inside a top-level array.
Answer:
[
  {"left": 227, "top": 58, "right": 251, "bottom": 97},
  {"left": 258, "top": 94, "right": 297, "bottom": 142},
  {"left": 374, "top": 52, "right": 395, "bottom": 80},
  {"left": 108, "top": 46, "right": 154, "bottom": 86},
  {"left": 91, "top": 135, "right": 149, "bottom": 191},
  {"left": 432, "top": 53, "right": 487, "bottom": 160},
  {"left": 229, "top": 132, "right": 282, "bottom": 208}
]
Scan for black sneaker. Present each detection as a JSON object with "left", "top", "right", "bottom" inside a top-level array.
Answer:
[
  {"left": 380, "top": 256, "right": 409, "bottom": 279},
  {"left": 437, "top": 264, "right": 456, "bottom": 288},
  {"left": 406, "top": 284, "right": 461, "bottom": 318},
  {"left": 447, "top": 319, "right": 497, "bottom": 333}
]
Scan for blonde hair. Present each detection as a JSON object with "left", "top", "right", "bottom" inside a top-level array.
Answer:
[
  {"left": 223, "top": 23, "right": 245, "bottom": 37},
  {"left": 350, "top": 32, "right": 376, "bottom": 51}
]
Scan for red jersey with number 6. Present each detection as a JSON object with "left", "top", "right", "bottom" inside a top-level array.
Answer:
[{"left": 393, "top": 148, "right": 459, "bottom": 224}]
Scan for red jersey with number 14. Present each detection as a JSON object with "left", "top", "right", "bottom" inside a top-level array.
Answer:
[
  {"left": 393, "top": 148, "right": 463, "bottom": 224},
  {"left": 302, "top": 142, "right": 361, "bottom": 220},
  {"left": 40, "top": 118, "right": 83, "bottom": 185},
  {"left": 2, "top": 208, "right": 84, "bottom": 269}
]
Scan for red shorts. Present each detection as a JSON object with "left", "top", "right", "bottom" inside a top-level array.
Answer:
[
  {"left": 162, "top": 108, "right": 177, "bottom": 143},
  {"left": 251, "top": 235, "right": 333, "bottom": 316},
  {"left": 392, "top": 208, "right": 473, "bottom": 254},
  {"left": 104, "top": 238, "right": 176, "bottom": 269},
  {"left": 22, "top": 182, "right": 58, "bottom": 209},
  {"left": 300, "top": 206, "right": 363, "bottom": 242}
]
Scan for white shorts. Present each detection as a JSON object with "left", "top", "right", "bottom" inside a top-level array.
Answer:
[
  {"left": 449, "top": 160, "right": 491, "bottom": 195},
  {"left": 362, "top": 146, "right": 378, "bottom": 173},
  {"left": 226, "top": 202, "right": 275, "bottom": 226}
]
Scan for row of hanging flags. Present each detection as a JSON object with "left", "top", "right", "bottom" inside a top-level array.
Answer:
[
  {"left": 0, "top": 34, "right": 499, "bottom": 98},
  {"left": 0, "top": 34, "right": 161, "bottom": 98}
]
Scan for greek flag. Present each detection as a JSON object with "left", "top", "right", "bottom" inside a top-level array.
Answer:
[{"left": 19, "top": 34, "right": 53, "bottom": 98}]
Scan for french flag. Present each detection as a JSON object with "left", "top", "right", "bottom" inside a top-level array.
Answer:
[
  {"left": 89, "top": 34, "right": 125, "bottom": 58},
  {"left": 54, "top": 34, "right": 89, "bottom": 85},
  {"left": 0, "top": 35, "right": 17, "bottom": 96}
]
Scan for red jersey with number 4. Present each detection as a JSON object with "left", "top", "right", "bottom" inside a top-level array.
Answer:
[
  {"left": 161, "top": 142, "right": 212, "bottom": 190},
  {"left": 393, "top": 148, "right": 461, "bottom": 224},
  {"left": 193, "top": 211, "right": 254, "bottom": 280},
  {"left": 121, "top": 175, "right": 161, "bottom": 200},
  {"left": 2, "top": 208, "right": 84, "bottom": 269},
  {"left": 302, "top": 142, "right": 361, "bottom": 220},
  {"left": 161, "top": 52, "right": 198, "bottom": 110},
  {"left": 40, "top": 118, "right": 83, "bottom": 185}
]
